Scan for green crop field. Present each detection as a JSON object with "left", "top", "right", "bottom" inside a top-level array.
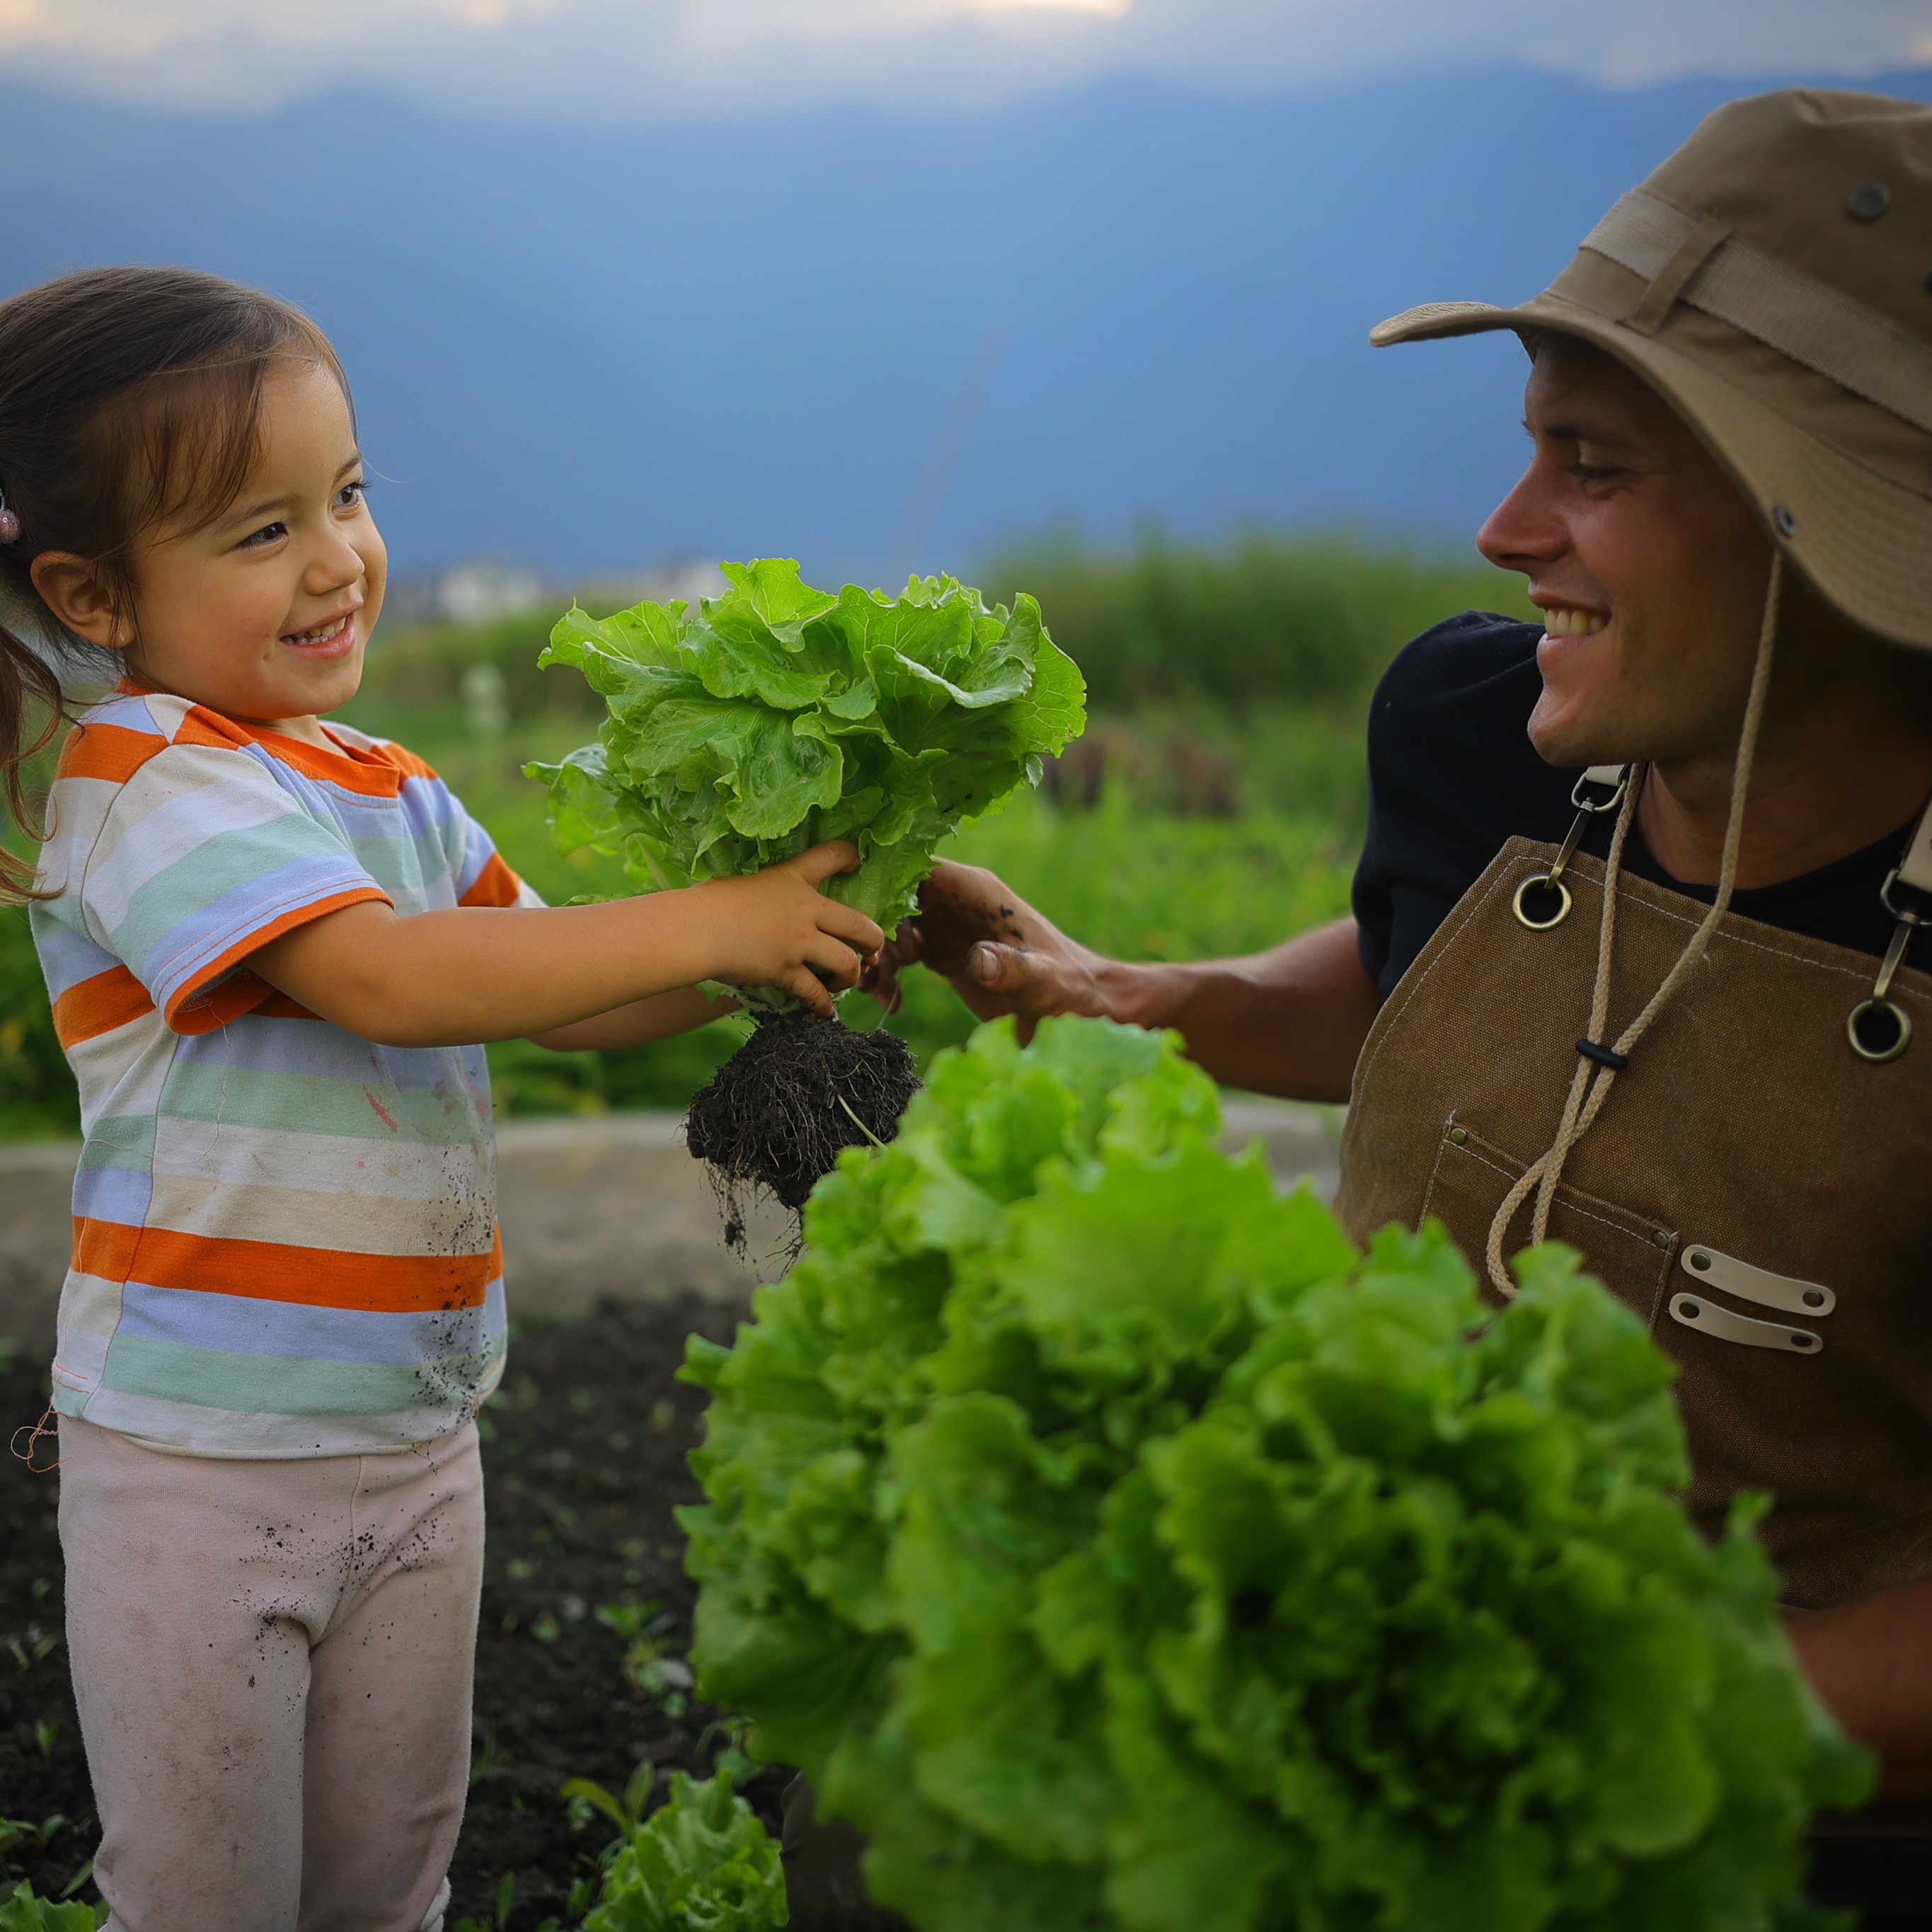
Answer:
[{"left": 0, "top": 532, "right": 1530, "bottom": 1135}]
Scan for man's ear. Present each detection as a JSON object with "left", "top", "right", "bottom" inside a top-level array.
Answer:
[{"left": 29, "top": 553, "right": 127, "bottom": 651}]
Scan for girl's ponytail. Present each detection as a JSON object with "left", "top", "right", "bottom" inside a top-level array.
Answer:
[
  {"left": 0, "top": 619, "right": 64, "bottom": 899},
  {"left": 0, "top": 265, "right": 348, "bottom": 902}
]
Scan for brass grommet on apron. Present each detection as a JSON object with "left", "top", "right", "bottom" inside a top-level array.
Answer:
[
  {"left": 1848, "top": 996, "right": 1912, "bottom": 1064},
  {"left": 1512, "top": 764, "right": 1629, "bottom": 932},
  {"left": 1512, "top": 873, "right": 1572, "bottom": 931}
]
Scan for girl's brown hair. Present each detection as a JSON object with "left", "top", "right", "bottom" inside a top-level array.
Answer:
[{"left": 0, "top": 265, "right": 347, "bottom": 899}]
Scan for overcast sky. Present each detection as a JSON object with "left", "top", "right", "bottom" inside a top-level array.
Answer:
[{"left": 1, "top": 0, "right": 1927, "bottom": 120}]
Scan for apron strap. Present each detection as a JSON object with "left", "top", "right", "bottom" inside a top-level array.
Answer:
[{"left": 1886, "top": 794, "right": 1932, "bottom": 902}]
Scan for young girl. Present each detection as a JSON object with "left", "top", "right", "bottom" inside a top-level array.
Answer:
[{"left": 3, "top": 265, "right": 881, "bottom": 1932}]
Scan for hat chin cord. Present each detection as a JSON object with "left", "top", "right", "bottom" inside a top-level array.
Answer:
[{"left": 1483, "top": 549, "right": 1785, "bottom": 1298}]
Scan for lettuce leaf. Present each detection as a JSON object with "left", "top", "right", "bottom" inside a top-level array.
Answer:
[
  {"left": 528, "top": 559, "right": 1086, "bottom": 938},
  {"left": 679, "top": 1016, "right": 1870, "bottom": 1932},
  {"left": 0, "top": 1884, "right": 108, "bottom": 1932},
  {"left": 580, "top": 1767, "right": 787, "bottom": 1932}
]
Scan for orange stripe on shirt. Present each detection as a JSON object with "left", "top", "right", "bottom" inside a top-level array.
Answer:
[
  {"left": 245, "top": 717, "right": 408, "bottom": 794},
  {"left": 173, "top": 704, "right": 413, "bottom": 798},
  {"left": 55, "top": 722, "right": 166, "bottom": 786},
  {"left": 171, "top": 709, "right": 248, "bottom": 752},
  {"left": 74, "top": 1216, "right": 142, "bottom": 1282},
  {"left": 52, "top": 964, "right": 156, "bottom": 1047},
  {"left": 75, "top": 1220, "right": 502, "bottom": 1312},
  {"left": 95, "top": 691, "right": 435, "bottom": 799},
  {"left": 372, "top": 740, "right": 439, "bottom": 782},
  {"left": 261, "top": 729, "right": 407, "bottom": 795},
  {"left": 166, "top": 887, "right": 392, "bottom": 1035},
  {"left": 458, "top": 851, "right": 525, "bottom": 909}
]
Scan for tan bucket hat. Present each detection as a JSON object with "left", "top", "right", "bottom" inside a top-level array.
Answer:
[{"left": 1371, "top": 89, "right": 1932, "bottom": 652}]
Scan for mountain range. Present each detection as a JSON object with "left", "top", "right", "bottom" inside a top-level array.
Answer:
[{"left": 0, "top": 64, "right": 1924, "bottom": 587}]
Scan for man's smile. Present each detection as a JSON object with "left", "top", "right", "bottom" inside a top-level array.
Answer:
[{"left": 1537, "top": 604, "right": 1608, "bottom": 637}]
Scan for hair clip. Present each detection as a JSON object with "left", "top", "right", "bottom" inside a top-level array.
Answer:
[{"left": 0, "top": 490, "right": 18, "bottom": 545}]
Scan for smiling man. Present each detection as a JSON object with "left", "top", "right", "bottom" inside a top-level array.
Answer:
[{"left": 868, "top": 88, "right": 1932, "bottom": 1919}]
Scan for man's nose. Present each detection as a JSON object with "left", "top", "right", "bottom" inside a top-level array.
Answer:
[{"left": 1477, "top": 461, "right": 1570, "bottom": 575}]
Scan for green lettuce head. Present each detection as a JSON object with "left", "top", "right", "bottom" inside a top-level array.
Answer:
[
  {"left": 527, "top": 558, "right": 1086, "bottom": 936},
  {"left": 679, "top": 1016, "right": 1872, "bottom": 1932}
]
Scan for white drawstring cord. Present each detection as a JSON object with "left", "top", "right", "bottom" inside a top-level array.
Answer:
[{"left": 1484, "top": 551, "right": 1785, "bottom": 1296}]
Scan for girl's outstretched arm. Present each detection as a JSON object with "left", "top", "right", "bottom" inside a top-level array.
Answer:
[
  {"left": 247, "top": 841, "right": 880, "bottom": 1046},
  {"left": 526, "top": 984, "right": 740, "bottom": 1052}
]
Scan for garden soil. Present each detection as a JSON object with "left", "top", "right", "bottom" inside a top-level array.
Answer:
[{"left": 0, "top": 1296, "right": 795, "bottom": 1927}]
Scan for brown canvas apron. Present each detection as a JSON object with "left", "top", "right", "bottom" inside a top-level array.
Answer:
[{"left": 1336, "top": 834, "right": 1932, "bottom": 1614}]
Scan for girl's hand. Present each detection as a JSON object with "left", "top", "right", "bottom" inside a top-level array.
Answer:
[{"left": 687, "top": 841, "right": 885, "bottom": 1017}]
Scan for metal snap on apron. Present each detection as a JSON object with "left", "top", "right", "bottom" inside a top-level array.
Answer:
[{"left": 1337, "top": 835, "right": 1932, "bottom": 1613}]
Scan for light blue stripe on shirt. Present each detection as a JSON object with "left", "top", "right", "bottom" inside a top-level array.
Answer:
[
  {"left": 116, "top": 1277, "right": 507, "bottom": 1366},
  {"left": 73, "top": 1161, "right": 154, "bottom": 1224},
  {"left": 100, "top": 1332, "right": 504, "bottom": 1416}
]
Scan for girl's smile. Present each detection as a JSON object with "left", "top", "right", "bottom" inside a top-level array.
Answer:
[{"left": 281, "top": 605, "right": 360, "bottom": 660}]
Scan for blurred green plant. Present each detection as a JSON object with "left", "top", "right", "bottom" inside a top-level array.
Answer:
[
  {"left": 0, "top": 1819, "right": 63, "bottom": 1866},
  {"left": 981, "top": 524, "right": 1531, "bottom": 713},
  {"left": 563, "top": 1758, "right": 660, "bottom": 1842},
  {"left": 360, "top": 535, "right": 1520, "bottom": 725},
  {"left": 452, "top": 1870, "right": 519, "bottom": 1932},
  {"left": 592, "top": 1599, "right": 693, "bottom": 1706},
  {"left": 0, "top": 531, "right": 1500, "bottom": 1137},
  {"left": 354, "top": 605, "right": 599, "bottom": 727},
  {"left": 0, "top": 768, "right": 1356, "bottom": 1133},
  {"left": 0, "top": 907, "right": 77, "bottom": 1141}
]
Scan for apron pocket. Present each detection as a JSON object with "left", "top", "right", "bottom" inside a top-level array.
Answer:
[{"left": 1420, "top": 1112, "right": 1680, "bottom": 1326}]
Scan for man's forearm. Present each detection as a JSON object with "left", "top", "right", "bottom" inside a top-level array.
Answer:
[
  {"left": 1789, "top": 1576, "right": 1932, "bottom": 1802},
  {"left": 885, "top": 867, "right": 1382, "bottom": 1103},
  {"left": 1100, "top": 917, "right": 1381, "bottom": 1103}
]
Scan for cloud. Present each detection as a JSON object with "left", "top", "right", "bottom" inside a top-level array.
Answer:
[{"left": 0, "top": 0, "right": 1923, "bottom": 119}]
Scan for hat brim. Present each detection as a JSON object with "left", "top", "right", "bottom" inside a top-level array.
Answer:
[{"left": 1372, "top": 292, "right": 1932, "bottom": 653}]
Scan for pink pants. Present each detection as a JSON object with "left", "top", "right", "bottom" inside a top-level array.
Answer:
[{"left": 57, "top": 1415, "right": 484, "bottom": 1932}]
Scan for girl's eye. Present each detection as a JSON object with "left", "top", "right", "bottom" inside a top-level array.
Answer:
[
  {"left": 240, "top": 521, "right": 288, "bottom": 548},
  {"left": 336, "top": 479, "right": 368, "bottom": 510}
]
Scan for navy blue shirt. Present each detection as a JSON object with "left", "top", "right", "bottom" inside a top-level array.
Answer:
[{"left": 1352, "top": 612, "right": 1919, "bottom": 999}]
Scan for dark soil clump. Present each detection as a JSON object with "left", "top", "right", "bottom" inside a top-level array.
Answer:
[
  {"left": 685, "top": 1013, "right": 919, "bottom": 1233},
  {"left": 0, "top": 1367, "right": 92, "bottom": 1904},
  {"left": 449, "top": 1296, "right": 791, "bottom": 1922}
]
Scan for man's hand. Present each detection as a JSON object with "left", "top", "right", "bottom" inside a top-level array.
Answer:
[
  {"left": 1788, "top": 1575, "right": 1932, "bottom": 1803},
  {"left": 863, "top": 863, "right": 1383, "bottom": 1102},
  {"left": 862, "top": 862, "right": 1113, "bottom": 1042}
]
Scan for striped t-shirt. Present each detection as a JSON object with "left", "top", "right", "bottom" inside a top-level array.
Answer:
[{"left": 32, "top": 686, "right": 536, "bottom": 1458}]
